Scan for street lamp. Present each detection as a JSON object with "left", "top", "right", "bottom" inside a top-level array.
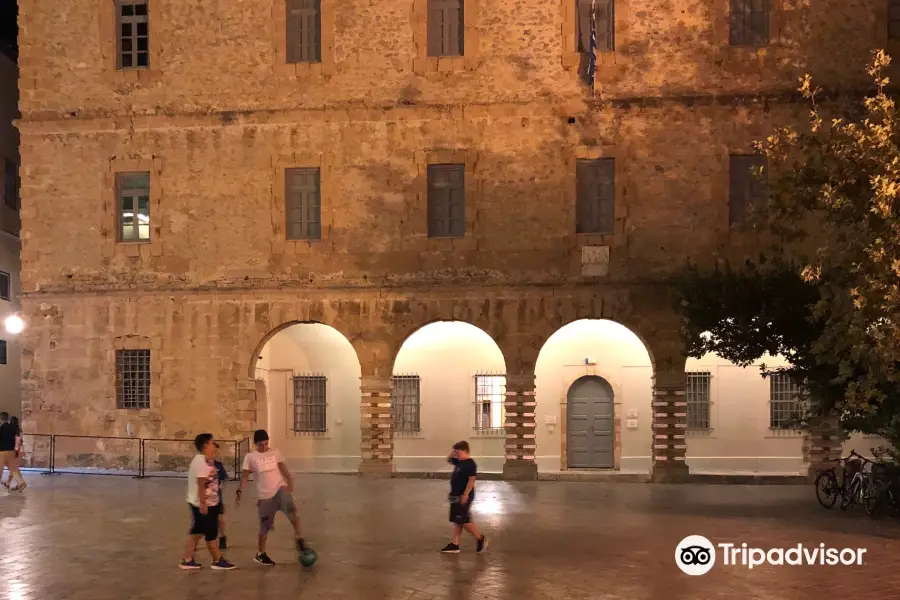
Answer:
[{"left": 4, "top": 314, "right": 24, "bottom": 335}]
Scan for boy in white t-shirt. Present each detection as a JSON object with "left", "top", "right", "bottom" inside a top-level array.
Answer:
[
  {"left": 235, "top": 429, "right": 308, "bottom": 566},
  {"left": 179, "top": 433, "right": 236, "bottom": 571}
]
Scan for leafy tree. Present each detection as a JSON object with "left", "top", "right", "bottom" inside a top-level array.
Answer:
[{"left": 676, "top": 52, "right": 900, "bottom": 458}]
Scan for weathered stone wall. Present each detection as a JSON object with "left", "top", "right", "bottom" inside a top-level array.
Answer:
[{"left": 15, "top": 0, "right": 888, "bottom": 478}]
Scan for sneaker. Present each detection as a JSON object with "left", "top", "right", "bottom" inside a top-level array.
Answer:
[
  {"left": 179, "top": 559, "right": 202, "bottom": 570},
  {"left": 219, "top": 536, "right": 228, "bottom": 549},
  {"left": 210, "top": 558, "right": 236, "bottom": 571},
  {"left": 295, "top": 538, "right": 307, "bottom": 552},
  {"left": 254, "top": 553, "right": 276, "bottom": 566},
  {"left": 476, "top": 536, "right": 488, "bottom": 553},
  {"left": 440, "top": 543, "right": 460, "bottom": 554}
]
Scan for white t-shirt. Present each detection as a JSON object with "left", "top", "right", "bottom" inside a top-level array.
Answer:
[
  {"left": 187, "top": 454, "right": 220, "bottom": 508},
  {"left": 241, "top": 448, "right": 287, "bottom": 500}
]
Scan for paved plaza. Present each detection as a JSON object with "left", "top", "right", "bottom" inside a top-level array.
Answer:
[{"left": 1, "top": 475, "right": 899, "bottom": 599}]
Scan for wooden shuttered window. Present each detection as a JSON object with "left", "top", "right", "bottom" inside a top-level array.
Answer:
[
  {"left": 427, "top": 0, "right": 464, "bottom": 57},
  {"left": 285, "top": 168, "right": 322, "bottom": 240},
  {"left": 427, "top": 164, "right": 465, "bottom": 237},
  {"left": 576, "top": 0, "right": 615, "bottom": 53},
  {"left": 576, "top": 158, "right": 615, "bottom": 234},
  {"left": 729, "top": 0, "right": 769, "bottom": 47},
  {"left": 729, "top": 155, "right": 767, "bottom": 226},
  {"left": 286, "top": 0, "right": 322, "bottom": 63}
]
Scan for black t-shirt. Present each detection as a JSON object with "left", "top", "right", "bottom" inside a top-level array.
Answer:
[
  {"left": 0, "top": 423, "right": 16, "bottom": 452},
  {"left": 449, "top": 457, "right": 477, "bottom": 499}
]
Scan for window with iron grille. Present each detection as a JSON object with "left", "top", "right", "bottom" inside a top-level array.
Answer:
[
  {"left": 576, "top": 0, "right": 615, "bottom": 53},
  {"left": 686, "top": 371, "right": 711, "bottom": 431},
  {"left": 0, "top": 271, "right": 8, "bottom": 302},
  {"left": 890, "top": 0, "right": 900, "bottom": 40},
  {"left": 293, "top": 375, "right": 327, "bottom": 433},
  {"left": 729, "top": 0, "right": 769, "bottom": 47},
  {"left": 576, "top": 158, "right": 615, "bottom": 234},
  {"left": 116, "top": 172, "right": 151, "bottom": 242},
  {"left": 769, "top": 373, "right": 804, "bottom": 429},
  {"left": 3, "top": 159, "right": 18, "bottom": 211},
  {"left": 285, "top": 168, "right": 322, "bottom": 240},
  {"left": 286, "top": 0, "right": 322, "bottom": 63},
  {"left": 427, "top": 164, "right": 465, "bottom": 237},
  {"left": 117, "top": 1, "right": 149, "bottom": 69},
  {"left": 729, "top": 155, "right": 767, "bottom": 226},
  {"left": 427, "top": 0, "right": 464, "bottom": 57},
  {"left": 474, "top": 374, "right": 505, "bottom": 432},
  {"left": 0, "top": 340, "right": 6, "bottom": 365},
  {"left": 116, "top": 349, "right": 150, "bottom": 409},
  {"left": 391, "top": 375, "right": 421, "bottom": 433}
]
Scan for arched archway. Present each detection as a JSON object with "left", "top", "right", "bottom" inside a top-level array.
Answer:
[
  {"left": 254, "top": 322, "right": 362, "bottom": 472},
  {"left": 535, "top": 319, "right": 653, "bottom": 473},
  {"left": 392, "top": 321, "right": 507, "bottom": 473}
]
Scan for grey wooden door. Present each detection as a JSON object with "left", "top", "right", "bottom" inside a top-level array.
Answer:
[{"left": 566, "top": 376, "right": 615, "bottom": 469}]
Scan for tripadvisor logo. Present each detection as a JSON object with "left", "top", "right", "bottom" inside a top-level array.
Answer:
[{"left": 675, "top": 536, "right": 867, "bottom": 575}]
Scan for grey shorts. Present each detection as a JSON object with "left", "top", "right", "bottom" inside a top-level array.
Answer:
[{"left": 257, "top": 488, "right": 297, "bottom": 534}]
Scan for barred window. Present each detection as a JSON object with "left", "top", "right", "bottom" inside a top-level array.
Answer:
[
  {"left": 729, "top": 0, "right": 769, "bottom": 47},
  {"left": 474, "top": 374, "right": 505, "bottom": 432},
  {"left": 769, "top": 373, "right": 804, "bottom": 429},
  {"left": 0, "top": 340, "right": 6, "bottom": 365},
  {"left": 116, "top": 349, "right": 150, "bottom": 409},
  {"left": 117, "top": 1, "right": 149, "bottom": 69},
  {"left": 293, "top": 375, "right": 327, "bottom": 433},
  {"left": 0, "top": 271, "right": 9, "bottom": 301},
  {"left": 286, "top": 0, "right": 322, "bottom": 63},
  {"left": 117, "top": 172, "right": 151, "bottom": 242},
  {"left": 686, "top": 371, "right": 711, "bottom": 431},
  {"left": 391, "top": 375, "right": 421, "bottom": 433}
]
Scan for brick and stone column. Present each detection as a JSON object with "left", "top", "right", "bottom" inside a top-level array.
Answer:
[
  {"left": 803, "top": 416, "right": 845, "bottom": 482},
  {"left": 651, "top": 370, "right": 690, "bottom": 483},
  {"left": 359, "top": 376, "right": 393, "bottom": 477},
  {"left": 502, "top": 374, "right": 538, "bottom": 481}
]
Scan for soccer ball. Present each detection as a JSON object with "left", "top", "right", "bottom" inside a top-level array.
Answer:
[{"left": 299, "top": 548, "right": 318, "bottom": 567}]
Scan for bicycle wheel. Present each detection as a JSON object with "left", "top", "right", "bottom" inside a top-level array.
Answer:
[
  {"left": 866, "top": 480, "right": 886, "bottom": 517},
  {"left": 815, "top": 471, "right": 839, "bottom": 509},
  {"left": 841, "top": 477, "right": 859, "bottom": 510}
]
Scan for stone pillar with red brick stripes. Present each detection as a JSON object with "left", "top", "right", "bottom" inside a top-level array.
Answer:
[
  {"left": 502, "top": 373, "right": 539, "bottom": 481},
  {"left": 803, "top": 416, "right": 845, "bottom": 483},
  {"left": 651, "top": 370, "right": 690, "bottom": 482},
  {"left": 359, "top": 376, "right": 394, "bottom": 476}
]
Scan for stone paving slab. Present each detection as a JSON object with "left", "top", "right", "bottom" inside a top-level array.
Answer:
[{"left": 0, "top": 474, "right": 899, "bottom": 599}]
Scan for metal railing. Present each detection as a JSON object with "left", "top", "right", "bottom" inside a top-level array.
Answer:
[{"left": 19, "top": 433, "right": 250, "bottom": 480}]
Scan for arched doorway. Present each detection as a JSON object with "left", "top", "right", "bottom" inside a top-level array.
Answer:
[
  {"left": 535, "top": 319, "right": 653, "bottom": 473},
  {"left": 253, "top": 322, "right": 361, "bottom": 472},
  {"left": 566, "top": 376, "right": 615, "bottom": 469}
]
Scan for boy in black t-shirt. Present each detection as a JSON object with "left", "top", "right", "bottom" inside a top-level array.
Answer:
[{"left": 440, "top": 441, "right": 488, "bottom": 554}]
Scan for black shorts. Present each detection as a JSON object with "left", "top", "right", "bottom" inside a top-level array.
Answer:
[
  {"left": 449, "top": 501, "right": 473, "bottom": 525},
  {"left": 189, "top": 503, "right": 221, "bottom": 542}
]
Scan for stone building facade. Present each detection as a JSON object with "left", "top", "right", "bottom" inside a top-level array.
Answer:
[{"left": 15, "top": 0, "right": 889, "bottom": 480}]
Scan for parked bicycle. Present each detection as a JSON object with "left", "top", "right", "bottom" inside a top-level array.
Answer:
[
  {"left": 815, "top": 450, "right": 876, "bottom": 510},
  {"left": 865, "top": 461, "right": 900, "bottom": 518}
]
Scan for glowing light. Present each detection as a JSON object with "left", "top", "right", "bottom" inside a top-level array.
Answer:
[{"left": 4, "top": 314, "right": 24, "bottom": 335}]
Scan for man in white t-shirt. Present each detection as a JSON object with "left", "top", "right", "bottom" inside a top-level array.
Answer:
[
  {"left": 236, "top": 429, "right": 308, "bottom": 565},
  {"left": 180, "top": 433, "right": 236, "bottom": 570}
]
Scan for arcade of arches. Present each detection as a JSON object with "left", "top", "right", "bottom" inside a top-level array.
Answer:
[{"left": 22, "top": 292, "right": 874, "bottom": 482}]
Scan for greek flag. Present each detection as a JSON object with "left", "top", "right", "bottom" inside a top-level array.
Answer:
[{"left": 587, "top": 0, "right": 597, "bottom": 92}]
